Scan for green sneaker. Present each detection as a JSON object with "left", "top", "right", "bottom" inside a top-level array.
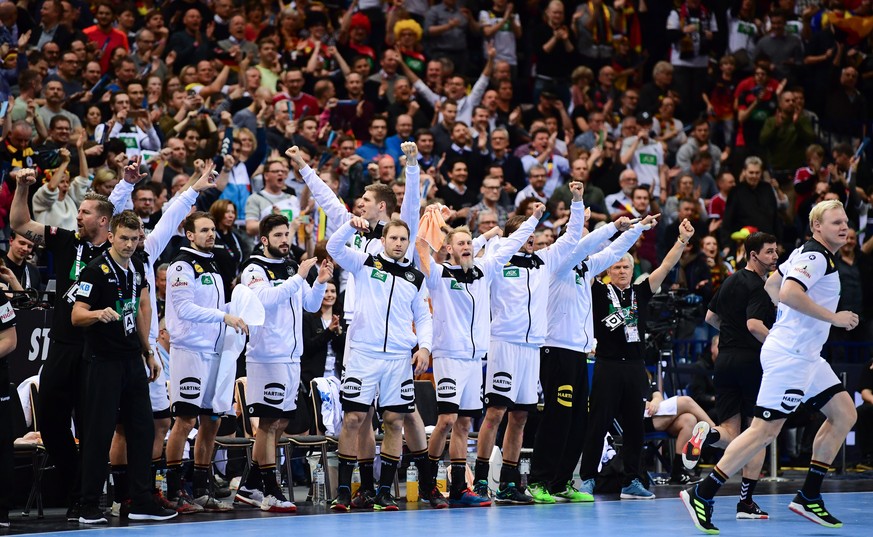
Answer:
[
  {"left": 554, "top": 481, "right": 593, "bottom": 503},
  {"left": 527, "top": 483, "right": 556, "bottom": 504}
]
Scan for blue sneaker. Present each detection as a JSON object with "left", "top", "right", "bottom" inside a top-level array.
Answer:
[
  {"left": 448, "top": 488, "right": 491, "bottom": 507},
  {"left": 620, "top": 479, "right": 655, "bottom": 500}
]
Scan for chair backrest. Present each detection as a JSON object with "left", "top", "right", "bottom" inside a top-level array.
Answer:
[
  {"left": 29, "top": 382, "right": 40, "bottom": 433},
  {"left": 235, "top": 377, "right": 255, "bottom": 438},
  {"left": 414, "top": 380, "right": 438, "bottom": 427},
  {"left": 309, "top": 379, "right": 326, "bottom": 435}
]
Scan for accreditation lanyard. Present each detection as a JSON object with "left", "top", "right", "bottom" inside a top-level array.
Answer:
[
  {"left": 104, "top": 252, "right": 137, "bottom": 336},
  {"left": 605, "top": 283, "right": 639, "bottom": 343}
]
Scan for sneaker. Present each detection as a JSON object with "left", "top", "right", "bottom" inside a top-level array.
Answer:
[
  {"left": 423, "top": 486, "right": 448, "bottom": 509},
  {"left": 736, "top": 499, "right": 769, "bottom": 519},
  {"left": 683, "top": 421, "right": 711, "bottom": 470},
  {"left": 213, "top": 485, "right": 231, "bottom": 498},
  {"left": 494, "top": 483, "right": 534, "bottom": 505},
  {"left": 66, "top": 500, "right": 81, "bottom": 522},
  {"left": 472, "top": 479, "right": 490, "bottom": 500},
  {"left": 448, "top": 488, "right": 491, "bottom": 507},
  {"left": 373, "top": 490, "right": 399, "bottom": 511},
  {"left": 234, "top": 486, "right": 265, "bottom": 508},
  {"left": 78, "top": 505, "right": 108, "bottom": 525},
  {"left": 260, "top": 494, "right": 296, "bottom": 513},
  {"left": 193, "top": 494, "right": 234, "bottom": 512},
  {"left": 129, "top": 503, "right": 179, "bottom": 522},
  {"left": 350, "top": 488, "right": 375, "bottom": 509},
  {"left": 153, "top": 490, "right": 177, "bottom": 511},
  {"left": 330, "top": 488, "right": 351, "bottom": 512},
  {"left": 578, "top": 478, "right": 595, "bottom": 500},
  {"left": 680, "top": 486, "right": 720, "bottom": 534},
  {"left": 670, "top": 471, "right": 704, "bottom": 485},
  {"left": 620, "top": 479, "right": 655, "bottom": 499},
  {"left": 527, "top": 483, "right": 556, "bottom": 504},
  {"left": 788, "top": 491, "right": 842, "bottom": 528},
  {"left": 553, "top": 481, "right": 593, "bottom": 503},
  {"left": 169, "top": 491, "right": 204, "bottom": 514},
  {"left": 1, "top": 511, "right": 10, "bottom": 528}
]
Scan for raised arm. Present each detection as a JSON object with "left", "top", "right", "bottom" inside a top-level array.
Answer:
[
  {"left": 400, "top": 142, "right": 422, "bottom": 245},
  {"left": 649, "top": 218, "right": 694, "bottom": 292},
  {"left": 585, "top": 215, "right": 658, "bottom": 275},
  {"left": 287, "top": 146, "right": 351, "bottom": 225},
  {"left": 326, "top": 218, "right": 370, "bottom": 272},
  {"left": 487, "top": 211, "right": 542, "bottom": 267},
  {"left": 303, "top": 260, "right": 333, "bottom": 312},
  {"left": 9, "top": 169, "right": 47, "bottom": 245},
  {"left": 544, "top": 183, "right": 587, "bottom": 268}
]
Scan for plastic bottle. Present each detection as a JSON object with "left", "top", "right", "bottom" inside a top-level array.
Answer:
[
  {"left": 519, "top": 457, "right": 531, "bottom": 488},
  {"left": 351, "top": 465, "right": 361, "bottom": 496},
  {"left": 436, "top": 461, "right": 447, "bottom": 494},
  {"left": 314, "top": 464, "right": 326, "bottom": 505},
  {"left": 406, "top": 463, "right": 419, "bottom": 502},
  {"left": 156, "top": 471, "right": 166, "bottom": 496}
]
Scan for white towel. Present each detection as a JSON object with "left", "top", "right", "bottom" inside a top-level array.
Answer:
[
  {"left": 16, "top": 376, "right": 40, "bottom": 428},
  {"left": 314, "top": 376, "right": 342, "bottom": 436}
]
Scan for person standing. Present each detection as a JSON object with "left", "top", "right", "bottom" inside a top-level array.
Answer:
[
  {"left": 235, "top": 215, "right": 332, "bottom": 513},
  {"left": 472, "top": 187, "right": 586, "bottom": 504},
  {"left": 681, "top": 200, "right": 859, "bottom": 533},
  {"left": 682, "top": 232, "right": 778, "bottom": 519},
  {"left": 577, "top": 219, "right": 696, "bottom": 500},
  {"left": 326, "top": 217, "right": 433, "bottom": 512},
  {"left": 529, "top": 213, "right": 657, "bottom": 503},
  {"left": 72, "top": 211, "right": 177, "bottom": 525},
  {"left": 0, "top": 293, "right": 18, "bottom": 528},
  {"left": 164, "top": 212, "right": 249, "bottom": 513},
  {"left": 10, "top": 169, "right": 116, "bottom": 520}
]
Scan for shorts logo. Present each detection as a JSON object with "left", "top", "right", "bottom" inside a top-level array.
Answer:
[
  {"left": 502, "top": 268, "right": 520, "bottom": 278},
  {"left": 450, "top": 280, "right": 463, "bottom": 291},
  {"left": 780, "top": 389, "right": 804, "bottom": 412},
  {"left": 370, "top": 269, "right": 387, "bottom": 282},
  {"left": 557, "top": 385, "right": 573, "bottom": 407},
  {"left": 400, "top": 379, "right": 415, "bottom": 401},
  {"left": 342, "top": 377, "right": 363, "bottom": 398},
  {"left": 179, "top": 377, "right": 201, "bottom": 400},
  {"left": 437, "top": 378, "right": 457, "bottom": 399},
  {"left": 263, "top": 383, "right": 285, "bottom": 405},
  {"left": 492, "top": 372, "right": 512, "bottom": 393}
]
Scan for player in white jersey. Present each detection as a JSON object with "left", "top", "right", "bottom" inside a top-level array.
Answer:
[
  {"left": 286, "top": 143, "right": 431, "bottom": 508},
  {"left": 681, "top": 200, "right": 859, "bottom": 534}
]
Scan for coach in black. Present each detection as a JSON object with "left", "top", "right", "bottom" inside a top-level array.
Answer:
[
  {"left": 72, "top": 211, "right": 176, "bottom": 525},
  {"left": 0, "top": 293, "right": 18, "bottom": 528}
]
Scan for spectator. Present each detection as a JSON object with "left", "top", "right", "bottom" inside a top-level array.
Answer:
[
  {"left": 37, "top": 79, "right": 82, "bottom": 132},
  {"left": 664, "top": 173, "right": 708, "bottom": 227},
  {"left": 708, "top": 169, "right": 736, "bottom": 223},
  {"left": 468, "top": 175, "right": 509, "bottom": 232},
  {"left": 638, "top": 61, "right": 676, "bottom": 116},
  {"left": 823, "top": 66, "right": 868, "bottom": 148},
  {"left": 677, "top": 118, "right": 723, "bottom": 175},
  {"left": 424, "top": 0, "right": 472, "bottom": 77},
  {"left": 479, "top": 0, "right": 521, "bottom": 75},
  {"left": 828, "top": 228, "right": 873, "bottom": 350},
  {"left": 0, "top": 231, "right": 40, "bottom": 290},
  {"left": 164, "top": 8, "right": 211, "bottom": 74},
  {"left": 666, "top": 0, "right": 718, "bottom": 122},
  {"left": 753, "top": 9, "right": 802, "bottom": 82},
  {"left": 94, "top": 92, "right": 161, "bottom": 157},
  {"left": 734, "top": 57, "right": 781, "bottom": 152},
  {"left": 515, "top": 164, "right": 549, "bottom": 208},
  {"left": 759, "top": 90, "right": 815, "bottom": 176},
  {"left": 704, "top": 55, "right": 738, "bottom": 150},
  {"left": 652, "top": 96, "right": 687, "bottom": 164},
  {"left": 531, "top": 0, "right": 575, "bottom": 103},
  {"left": 83, "top": 1, "right": 129, "bottom": 73},
  {"left": 721, "top": 156, "right": 780, "bottom": 243},
  {"left": 521, "top": 127, "right": 570, "bottom": 197},
  {"left": 438, "top": 159, "right": 477, "bottom": 226},
  {"left": 573, "top": 0, "right": 622, "bottom": 73},
  {"left": 681, "top": 151, "right": 718, "bottom": 200},
  {"left": 355, "top": 115, "right": 389, "bottom": 164},
  {"left": 725, "top": 0, "right": 761, "bottom": 69},
  {"left": 621, "top": 112, "right": 668, "bottom": 204}
]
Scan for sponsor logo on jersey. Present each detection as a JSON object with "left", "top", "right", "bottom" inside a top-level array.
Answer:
[
  {"left": 0, "top": 302, "right": 15, "bottom": 323},
  {"left": 100, "top": 264, "right": 110, "bottom": 274},
  {"left": 639, "top": 153, "right": 657, "bottom": 166},
  {"left": 371, "top": 269, "right": 387, "bottom": 282},
  {"left": 492, "top": 371, "right": 512, "bottom": 392},
  {"left": 437, "top": 378, "right": 457, "bottom": 399},
  {"left": 793, "top": 265, "right": 811, "bottom": 279},
  {"left": 263, "top": 383, "right": 286, "bottom": 405},
  {"left": 179, "top": 377, "right": 201, "bottom": 400},
  {"left": 502, "top": 268, "right": 520, "bottom": 278},
  {"left": 374, "top": 260, "right": 383, "bottom": 270},
  {"left": 77, "top": 282, "right": 93, "bottom": 297},
  {"left": 171, "top": 276, "right": 188, "bottom": 287},
  {"left": 247, "top": 276, "right": 265, "bottom": 286},
  {"left": 575, "top": 274, "right": 584, "bottom": 285},
  {"left": 193, "top": 262, "right": 204, "bottom": 274},
  {"left": 342, "top": 377, "right": 363, "bottom": 398},
  {"left": 400, "top": 379, "right": 415, "bottom": 401},
  {"left": 557, "top": 385, "right": 573, "bottom": 407},
  {"left": 450, "top": 280, "right": 463, "bottom": 291},
  {"left": 201, "top": 275, "right": 214, "bottom": 286}
]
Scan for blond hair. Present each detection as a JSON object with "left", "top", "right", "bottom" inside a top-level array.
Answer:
[
  {"left": 809, "top": 199, "right": 845, "bottom": 228},
  {"left": 446, "top": 225, "right": 472, "bottom": 245}
]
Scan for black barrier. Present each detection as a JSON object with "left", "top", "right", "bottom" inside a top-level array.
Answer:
[{"left": 8, "top": 308, "right": 53, "bottom": 385}]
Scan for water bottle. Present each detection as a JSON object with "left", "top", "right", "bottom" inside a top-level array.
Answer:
[
  {"left": 351, "top": 465, "right": 361, "bottom": 496},
  {"left": 314, "top": 464, "right": 326, "bottom": 505},
  {"left": 156, "top": 471, "right": 167, "bottom": 496},
  {"left": 406, "top": 463, "right": 419, "bottom": 503},
  {"left": 436, "top": 461, "right": 447, "bottom": 494},
  {"left": 519, "top": 457, "right": 531, "bottom": 488}
]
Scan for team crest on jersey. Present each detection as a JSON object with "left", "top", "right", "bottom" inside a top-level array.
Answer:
[
  {"left": 193, "top": 262, "right": 204, "bottom": 274},
  {"left": 404, "top": 271, "right": 415, "bottom": 282},
  {"left": 134, "top": 272, "right": 142, "bottom": 285},
  {"left": 100, "top": 264, "right": 110, "bottom": 274},
  {"left": 371, "top": 269, "right": 387, "bottom": 282},
  {"left": 354, "top": 235, "right": 363, "bottom": 248}
]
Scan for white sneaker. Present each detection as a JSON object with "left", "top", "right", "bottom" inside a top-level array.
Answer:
[
  {"left": 193, "top": 494, "right": 234, "bottom": 512},
  {"left": 260, "top": 494, "right": 297, "bottom": 513},
  {"left": 234, "top": 486, "right": 265, "bottom": 507},
  {"left": 110, "top": 502, "right": 120, "bottom": 517}
]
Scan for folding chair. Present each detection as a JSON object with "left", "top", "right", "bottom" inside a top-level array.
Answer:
[
  {"left": 15, "top": 382, "right": 48, "bottom": 518},
  {"left": 212, "top": 380, "right": 254, "bottom": 497}
]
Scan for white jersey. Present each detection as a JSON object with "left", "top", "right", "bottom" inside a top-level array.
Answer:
[
  {"left": 165, "top": 247, "right": 227, "bottom": 354},
  {"left": 766, "top": 239, "right": 840, "bottom": 358},
  {"left": 490, "top": 200, "right": 585, "bottom": 346},
  {"left": 622, "top": 136, "right": 665, "bottom": 197},
  {"left": 240, "top": 255, "right": 326, "bottom": 363},
  {"left": 546, "top": 222, "right": 645, "bottom": 352},
  {"left": 327, "top": 222, "right": 433, "bottom": 358},
  {"left": 298, "top": 163, "right": 421, "bottom": 321},
  {"left": 425, "top": 216, "right": 538, "bottom": 361}
]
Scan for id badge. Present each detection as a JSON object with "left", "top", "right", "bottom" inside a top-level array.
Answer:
[
  {"left": 63, "top": 283, "right": 79, "bottom": 304},
  {"left": 123, "top": 311, "right": 136, "bottom": 336},
  {"left": 69, "top": 260, "right": 86, "bottom": 280},
  {"left": 625, "top": 325, "right": 640, "bottom": 343}
]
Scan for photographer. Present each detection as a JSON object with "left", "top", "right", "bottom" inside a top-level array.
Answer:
[{"left": 94, "top": 92, "right": 162, "bottom": 158}]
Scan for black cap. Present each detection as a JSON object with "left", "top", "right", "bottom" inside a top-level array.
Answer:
[{"left": 636, "top": 111, "right": 653, "bottom": 125}]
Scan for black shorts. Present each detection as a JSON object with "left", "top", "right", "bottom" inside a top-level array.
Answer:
[{"left": 714, "top": 350, "right": 762, "bottom": 423}]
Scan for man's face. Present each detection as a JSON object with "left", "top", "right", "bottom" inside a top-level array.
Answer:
[
  {"left": 482, "top": 90, "right": 497, "bottom": 111},
  {"left": 168, "top": 138, "right": 187, "bottom": 166},
  {"left": 215, "top": 0, "right": 233, "bottom": 18},
  {"left": 381, "top": 50, "right": 399, "bottom": 73},
  {"left": 446, "top": 231, "right": 474, "bottom": 269},
  {"left": 353, "top": 58, "right": 370, "bottom": 77},
  {"left": 632, "top": 189, "right": 650, "bottom": 212},
  {"left": 678, "top": 176, "right": 694, "bottom": 196},
  {"left": 607, "top": 258, "right": 633, "bottom": 289},
  {"left": 571, "top": 158, "right": 589, "bottom": 181},
  {"left": 392, "top": 183, "right": 405, "bottom": 207},
  {"left": 598, "top": 67, "right": 615, "bottom": 86},
  {"left": 445, "top": 76, "right": 465, "bottom": 99},
  {"left": 9, "top": 127, "right": 31, "bottom": 150},
  {"left": 59, "top": 53, "right": 80, "bottom": 77},
  {"left": 50, "top": 120, "right": 71, "bottom": 144},
  {"left": 110, "top": 225, "right": 140, "bottom": 260},
  {"left": 622, "top": 90, "right": 639, "bottom": 110},
  {"left": 426, "top": 61, "right": 442, "bottom": 82},
  {"left": 9, "top": 235, "right": 33, "bottom": 261},
  {"left": 187, "top": 217, "right": 216, "bottom": 251},
  {"left": 45, "top": 81, "right": 64, "bottom": 105},
  {"left": 77, "top": 200, "right": 105, "bottom": 240},
  {"left": 451, "top": 123, "right": 469, "bottom": 146},
  {"left": 370, "top": 119, "right": 387, "bottom": 143},
  {"left": 678, "top": 200, "right": 695, "bottom": 220},
  {"left": 529, "top": 168, "right": 547, "bottom": 190},
  {"left": 841, "top": 67, "right": 859, "bottom": 88},
  {"left": 183, "top": 9, "right": 201, "bottom": 32},
  {"left": 498, "top": 81, "right": 513, "bottom": 100},
  {"left": 339, "top": 140, "right": 356, "bottom": 158},
  {"left": 196, "top": 61, "right": 216, "bottom": 84},
  {"left": 494, "top": 61, "right": 511, "bottom": 82},
  {"left": 744, "top": 164, "right": 762, "bottom": 186},
  {"left": 449, "top": 162, "right": 468, "bottom": 185},
  {"left": 116, "top": 61, "right": 136, "bottom": 83},
  {"left": 770, "top": 15, "right": 786, "bottom": 35},
  {"left": 381, "top": 224, "right": 409, "bottom": 260},
  {"left": 156, "top": 268, "right": 167, "bottom": 297},
  {"left": 477, "top": 213, "right": 498, "bottom": 234},
  {"left": 396, "top": 115, "right": 413, "bottom": 138},
  {"left": 360, "top": 191, "right": 380, "bottom": 220},
  {"left": 346, "top": 73, "right": 363, "bottom": 96},
  {"left": 133, "top": 189, "right": 156, "bottom": 217},
  {"left": 284, "top": 71, "right": 304, "bottom": 96},
  {"left": 378, "top": 157, "right": 395, "bottom": 183},
  {"left": 183, "top": 129, "right": 200, "bottom": 152},
  {"left": 693, "top": 123, "right": 710, "bottom": 143},
  {"left": 752, "top": 241, "right": 779, "bottom": 271},
  {"left": 127, "top": 84, "right": 144, "bottom": 106},
  {"left": 718, "top": 173, "right": 736, "bottom": 193},
  {"left": 262, "top": 224, "right": 291, "bottom": 257},
  {"left": 301, "top": 119, "right": 318, "bottom": 142},
  {"left": 245, "top": 68, "right": 261, "bottom": 89},
  {"left": 394, "top": 79, "right": 412, "bottom": 101},
  {"left": 417, "top": 134, "right": 433, "bottom": 154},
  {"left": 230, "top": 15, "right": 245, "bottom": 37},
  {"left": 532, "top": 132, "right": 549, "bottom": 153},
  {"left": 41, "top": 1, "right": 60, "bottom": 23},
  {"left": 84, "top": 62, "right": 102, "bottom": 84},
  {"left": 481, "top": 179, "right": 501, "bottom": 202},
  {"left": 136, "top": 30, "right": 155, "bottom": 54},
  {"left": 814, "top": 207, "right": 849, "bottom": 249},
  {"left": 96, "top": 5, "right": 114, "bottom": 27},
  {"left": 490, "top": 130, "right": 509, "bottom": 152},
  {"left": 442, "top": 104, "right": 458, "bottom": 124},
  {"left": 473, "top": 108, "right": 489, "bottom": 127},
  {"left": 264, "top": 162, "right": 289, "bottom": 190}
]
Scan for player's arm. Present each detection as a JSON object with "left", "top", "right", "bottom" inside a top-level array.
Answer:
[
  {"left": 545, "top": 195, "right": 587, "bottom": 268},
  {"left": 326, "top": 219, "right": 370, "bottom": 272},
  {"left": 9, "top": 169, "right": 47, "bottom": 245},
  {"left": 764, "top": 269, "right": 783, "bottom": 305},
  {"left": 487, "top": 209, "right": 542, "bottom": 266},
  {"left": 410, "top": 284, "right": 433, "bottom": 375},
  {"left": 400, "top": 142, "right": 422, "bottom": 246},
  {"left": 650, "top": 218, "right": 694, "bottom": 292},
  {"left": 72, "top": 269, "right": 121, "bottom": 326},
  {"left": 302, "top": 260, "right": 333, "bottom": 312},
  {"left": 287, "top": 146, "right": 351, "bottom": 224},
  {"left": 780, "top": 279, "right": 858, "bottom": 328},
  {"left": 705, "top": 309, "right": 721, "bottom": 330},
  {"left": 167, "top": 263, "right": 226, "bottom": 323}
]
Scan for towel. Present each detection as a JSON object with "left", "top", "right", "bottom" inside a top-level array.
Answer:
[
  {"left": 415, "top": 204, "right": 452, "bottom": 274},
  {"left": 16, "top": 376, "right": 39, "bottom": 428},
  {"left": 215, "top": 284, "right": 266, "bottom": 414},
  {"left": 314, "top": 376, "right": 342, "bottom": 436}
]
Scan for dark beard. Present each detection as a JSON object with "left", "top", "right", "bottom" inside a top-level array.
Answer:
[{"left": 267, "top": 244, "right": 287, "bottom": 259}]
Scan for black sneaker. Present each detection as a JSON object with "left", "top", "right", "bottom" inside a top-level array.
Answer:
[
  {"left": 679, "top": 486, "right": 719, "bottom": 534},
  {"left": 494, "top": 483, "right": 533, "bottom": 505},
  {"left": 1, "top": 510, "right": 10, "bottom": 528},
  {"left": 736, "top": 499, "right": 769, "bottom": 519},
  {"left": 422, "top": 486, "right": 448, "bottom": 509},
  {"left": 78, "top": 505, "right": 108, "bottom": 525},
  {"left": 788, "top": 491, "right": 842, "bottom": 528},
  {"left": 129, "top": 502, "right": 179, "bottom": 522},
  {"left": 350, "top": 488, "right": 375, "bottom": 509},
  {"left": 472, "top": 479, "right": 490, "bottom": 499},
  {"left": 373, "top": 490, "right": 399, "bottom": 511},
  {"left": 66, "top": 500, "right": 81, "bottom": 522},
  {"left": 670, "top": 471, "right": 704, "bottom": 485},
  {"left": 330, "top": 488, "right": 351, "bottom": 512}
]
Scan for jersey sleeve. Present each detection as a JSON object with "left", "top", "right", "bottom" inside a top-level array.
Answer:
[
  {"left": 783, "top": 251, "right": 829, "bottom": 292},
  {"left": 75, "top": 264, "right": 103, "bottom": 309},
  {"left": 42, "top": 225, "right": 75, "bottom": 254},
  {"left": 746, "top": 285, "right": 775, "bottom": 327}
]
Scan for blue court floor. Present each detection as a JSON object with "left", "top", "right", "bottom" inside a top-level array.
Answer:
[{"left": 8, "top": 491, "right": 872, "bottom": 537}]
